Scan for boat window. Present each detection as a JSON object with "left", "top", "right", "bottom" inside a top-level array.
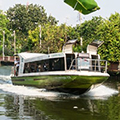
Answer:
[
  {"left": 49, "top": 58, "right": 64, "bottom": 71},
  {"left": 91, "top": 55, "right": 98, "bottom": 59},
  {"left": 24, "top": 62, "right": 37, "bottom": 73},
  {"left": 23, "top": 57, "right": 65, "bottom": 73},
  {"left": 77, "top": 58, "right": 90, "bottom": 70}
]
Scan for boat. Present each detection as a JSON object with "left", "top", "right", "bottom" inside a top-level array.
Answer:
[{"left": 11, "top": 39, "right": 109, "bottom": 94}]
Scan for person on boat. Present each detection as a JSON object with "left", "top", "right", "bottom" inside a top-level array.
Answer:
[
  {"left": 43, "top": 62, "right": 48, "bottom": 71},
  {"left": 14, "top": 57, "right": 19, "bottom": 76},
  {"left": 37, "top": 65, "right": 43, "bottom": 72},
  {"left": 24, "top": 63, "right": 31, "bottom": 73}
]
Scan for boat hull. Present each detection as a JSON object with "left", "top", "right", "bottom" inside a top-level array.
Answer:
[{"left": 11, "top": 72, "right": 109, "bottom": 94}]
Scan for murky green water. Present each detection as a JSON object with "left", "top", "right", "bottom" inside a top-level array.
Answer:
[{"left": 0, "top": 66, "right": 120, "bottom": 120}]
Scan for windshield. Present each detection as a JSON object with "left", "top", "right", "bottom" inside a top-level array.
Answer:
[{"left": 77, "top": 58, "right": 90, "bottom": 70}]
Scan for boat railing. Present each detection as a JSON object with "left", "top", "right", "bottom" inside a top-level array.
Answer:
[
  {"left": 69, "top": 59, "right": 76, "bottom": 70},
  {"left": 69, "top": 58, "right": 108, "bottom": 73}
]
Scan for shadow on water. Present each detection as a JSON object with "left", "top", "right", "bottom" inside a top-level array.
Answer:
[{"left": 0, "top": 66, "right": 120, "bottom": 120}]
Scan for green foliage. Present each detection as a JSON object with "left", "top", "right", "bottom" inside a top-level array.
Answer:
[
  {"left": 0, "top": 10, "right": 13, "bottom": 56},
  {"left": 97, "top": 13, "right": 120, "bottom": 62},
  {"left": 6, "top": 4, "right": 58, "bottom": 53},
  {"left": 76, "top": 16, "right": 103, "bottom": 52},
  {"left": 28, "top": 23, "right": 66, "bottom": 53},
  {"left": 7, "top": 4, "right": 58, "bottom": 34},
  {"left": 74, "top": 14, "right": 120, "bottom": 62}
]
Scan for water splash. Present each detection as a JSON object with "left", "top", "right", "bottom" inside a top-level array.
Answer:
[
  {"left": 0, "top": 84, "right": 62, "bottom": 98},
  {"left": 83, "top": 85, "right": 119, "bottom": 99},
  {"left": 0, "top": 75, "right": 12, "bottom": 84}
]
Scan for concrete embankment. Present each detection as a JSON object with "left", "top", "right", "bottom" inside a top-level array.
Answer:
[
  {"left": 0, "top": 61, "right": 14, "bottom": 66},
  {"left": 0, "top": 56, "right": 14, "bottom": 66}
]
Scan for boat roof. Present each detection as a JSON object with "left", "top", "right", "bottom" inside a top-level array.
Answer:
[
  {"left": 89, "top": 40, "right": 104, "bottom": 47},
  {"left": 65, "top": 39, "right": 77, "bottom": 44},
  {"left": 18, "top": 52, "right": 46, "bottom": 59},
  {"left": 18, "top": 52, "right": 65, "bottom": 63}
]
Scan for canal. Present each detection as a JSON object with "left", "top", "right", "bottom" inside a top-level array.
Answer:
[{"left": 0, "top": 66, "right": 120, "bottom": 120}]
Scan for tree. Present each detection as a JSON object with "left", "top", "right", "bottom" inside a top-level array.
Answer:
[
  {"left": 27, "top": 23, "right": 80, "bottom": 53},
  {"left": 97, "top": 12, "right": 120, "bottom": 62},
  {"left": 7, "top": 4, "right": 58, "bottom": 53},
  {"left": 7, "top": 4, "right": 58, "bottom": 34},
  {"left": 48, "top": 15, "right": 58, "bottom": 25},
  {"left": 74, "top": 14, "right": 120, "bottom": 62},
  {"left": 75, "top": 16, "right": 103, "bottom": 52},
  {"left": 0, "top": 10, "right": 13, "bottom": 56},
  {"left": 28, "top": 23, "right": 66, "bottom": 53}
]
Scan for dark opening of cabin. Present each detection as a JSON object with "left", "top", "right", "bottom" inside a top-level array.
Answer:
[
  {"left": 23, "top": 57, "right": 65, "bottom": 73},
  {"left": 66, "top": 54, "right": 75, "bottom": 70}
]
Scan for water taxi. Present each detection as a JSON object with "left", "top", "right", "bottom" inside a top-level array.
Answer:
[{"left": 11, "top": 40, "right": 109, "bottom": 94}]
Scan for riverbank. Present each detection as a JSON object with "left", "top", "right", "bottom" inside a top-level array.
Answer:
[{"left": 0, "top": 56, "right": 14, "bottom": 66}]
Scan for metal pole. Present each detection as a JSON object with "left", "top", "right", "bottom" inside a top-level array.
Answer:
[
  {"left": 79, "top": 12, "right": 82, "bottom": 46},
  {"left": 14, "top": 31, "right": 16, "bottom": 55},
  {"left": 105, "top": 61, "right": 107, "bottom": 73},
  {"left": 3, "top": 31, "right": 5, "bottom": 61},
  {"left": 79, "top": 12, "right": 84, "bottom": 53},
  {"left": 13, "top": 30, "right": 16, "bottom": 61},
  {"left": 39, "top": 25, "right": 41, "bottom": 48},
  {"left": 80, "top": 37, "right": 82, "bottom": 46},
  {"left": 79, "top": 12, "right": 82, "bottom": 25}
]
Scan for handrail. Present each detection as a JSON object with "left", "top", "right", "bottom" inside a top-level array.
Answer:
[
  {"left": 69, "top": 58, "right": 108, "bottom": 73},
  {"left": 69, "top": 59, "right": 76, "bottom": 70}
]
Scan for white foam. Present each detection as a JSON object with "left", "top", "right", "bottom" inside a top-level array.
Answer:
[
  {"left": 0, "top": 75, "right": 12, "bottom": 84},
  {"left": 0, "top": 75, "right": 11, "bottom": 81},
  {"left": 0, "top": 83, "right": 62, "bottom": 99},
  {"left": 84, "top": 85, "right": 119, "bottom": 99}
]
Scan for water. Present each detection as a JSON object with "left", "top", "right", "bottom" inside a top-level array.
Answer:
[{"left": 0, "top": 66, "right": 120, "bottom": 120}]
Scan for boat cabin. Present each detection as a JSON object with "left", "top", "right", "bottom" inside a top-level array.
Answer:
[{"left": 16, "top": 40, "right": 107, "bottom": 76}]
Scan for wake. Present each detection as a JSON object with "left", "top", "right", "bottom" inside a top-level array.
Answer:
[
  {"left": 0, "top": 84, "right": 59, "bottom": 98},
  {"left": 0, "top": 75, "right": 12, "bottom": 84},
  {"left": 83, "top": 85, "right": 119, "bottom": 99}
]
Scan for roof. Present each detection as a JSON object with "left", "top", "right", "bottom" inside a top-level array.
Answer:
[
  {"left": 66, "top": 39, "right": 78, "bottom": 44},
  {"left": 89, "top": 40, "right": 104, "bottom": 47},
  {"left": 18, "top": 52, "right": 46, "bottom": 59},
  {"left": 18, "top": 52, "right": 65, "bottom": 63}
]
